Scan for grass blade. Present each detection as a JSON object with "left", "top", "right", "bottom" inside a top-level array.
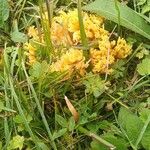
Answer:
[
  {"left": 22, "top": 61, "right": 57, "bottom": 150},
  {"left": 83, "top": 0, "right": 150, "bottom": 40},
  {"left": 3, "top": 46, "right": 41, "bottom": 150}
]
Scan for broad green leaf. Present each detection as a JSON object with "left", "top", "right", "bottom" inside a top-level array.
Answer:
[
  {"left": 118, "top": 107, "right": 143, "bottom": 144},
  {"left": 137, "top": 57, "right": 150, "bottom": 75},
  {"left": 91, "top": 134, "right": 128, "bottom": 150},
  {"left": 30, "top": 61, "right": 49, "bottom": 79},
  {"left": 10, "top": 20, "right": 27, "bottom": 43},
  {"left": 0, "top": 0, "right": 9, "bottom": 26},
  {"left": 7, "top": 135, "right": 24, "bottom": 150},
  {"left": 55, "top": 114, "right": 67, "bottom": 128},
  {"left": 141, "top": 125, "right": 150, "bottom": 150},
  {"left": 11, "top": 31, "right": 27, "bottom": 43},
  {"left": 139, "top": 108, "right": 150, "bottom": 122},
  {"left": 14, "top": 114, "right": 32, "bottom": 124},
  {"left": 38, "top": 142, "right": 49, "bottom": 150},
  {"left": 52, "top": 128, "right": 67, "bottom": 140},
  {"left": 68, "top": 117, "right": 75, "bottom": 132},
  {"left": 83, "top": 0, "right": 150, "bottom": 40},
  {"left": 83, "top": 73, "right": 106, "bottom": 98}
]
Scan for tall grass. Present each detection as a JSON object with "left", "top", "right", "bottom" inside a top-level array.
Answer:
[{"left": 3, "top": 45, "right": 41, "bottom": 149}]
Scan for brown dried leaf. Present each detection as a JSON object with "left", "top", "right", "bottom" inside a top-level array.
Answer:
[{"left": 64, "top": 96, "right": 79, "bottom": 122}]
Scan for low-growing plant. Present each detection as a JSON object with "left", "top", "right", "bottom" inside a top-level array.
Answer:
[{"left": 0, "top": 0, "right": 150, "bottom": 150}]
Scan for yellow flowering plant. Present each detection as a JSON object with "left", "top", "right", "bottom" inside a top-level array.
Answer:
[
  {"left": 1, "top": 1, "right": 150, "bottom": 150},
  {"left": 24, "top": 9, "right": 132, "bottom": 78}
]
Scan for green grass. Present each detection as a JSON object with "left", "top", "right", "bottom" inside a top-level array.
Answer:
[{"left": 0, "top": 0, "right": 150, "bottom": 149}]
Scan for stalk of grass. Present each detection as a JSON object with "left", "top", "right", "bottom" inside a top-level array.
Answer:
[
  {"left": 114, "top": 0, "right": 121, "bottom": 35},
  {"left": 17, "top": 0, "right": 27, "bottom": 21},
  {"left": 127, "top": 75, "right": 148, "bottom": 93},
  {"left": 77, "top": 0, "right": 89, "bottom": 59},
  {"left": 38, "top": 0, "right": 53, "bottom": 62},
  {"left": 3, "top": 77, "right": 11, "bottom": 149},
  {"left": 21, "top": 61, "right": 57, "bottom": 150},
  {"left": 78, "top": 126, "right": 116, "bottom": 150},
  {"left": 133, "top": 0, "right": 137, "bottom": 12},
  {"left": 10, "top": 47, "right": 18, "bottom": 75},
  {"left": 125, "top": 43, "right": 143, "bottom": 64},
  {"left": 45, "top": 0, "right": 53, "bottom": 27},
  {"left": 3, "top": 46, "right": 11, "bottom": 149},
  {"left": 106, "top": 93, "right": 129, "bottom": 109},
  {"left": 3, "top": 46, "right": 41, "bottom": 150}
]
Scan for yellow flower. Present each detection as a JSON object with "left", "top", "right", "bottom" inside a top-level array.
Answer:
[
  {"left": 90, "top": 48, "right": 115, "bottom": 74},
  {"left": 28, "top": 26, "right": 39, "bottom": 39},
  {"left": 113, "top": 37, "right": 132, "bottom": 59},
  {"left": 67, "top": 10, "right": 80, "bottom": 32},
  {"left": 51, "top": 9, "right": 105, "bottom": 46},
  {"left": 50, "top": 48, "right": 86, "bottom": 76},
  {"left": 26, "top": 9, "right": 132, "bottom": 77},
  {"left": 24, "top": 43, "right": 36, "bottom": 65},
  {"left": 90, "top": 36, "right": 132, "bottom": 74},
  {"left": 72, "top": 31, "right": 81, "bottom": 44}
]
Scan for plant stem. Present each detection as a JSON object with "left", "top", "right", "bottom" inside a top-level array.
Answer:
[
  {"left": 22, "top": 62, "right": 57, "bottom": 150},
  {"left": 45, "top": 0, "right": 53, "bottom": 27},
  {"left": 3, "top": 45, "right": 41, "bottom": 150},
  {"left": 77, "top": 0, "right": 89, "bottom": 59},
  {"left": 114, "top": 0, "right": 121, "bottom": 35},
  {"left": 38, "top": 0, "right": 53, "bottom": 61},
  {"left": 78, "top": 126, "right": 116, "bottom": 150}
]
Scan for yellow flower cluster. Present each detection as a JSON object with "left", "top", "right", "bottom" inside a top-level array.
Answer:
[
  {"left": 25, "top": 9, "right": 132, "bottom": 75},
  {"left": 27, "top": 26, "right": 39, "bottom": 40},
  {"left": 90, "top": 36, "right": 132, "bottom": 74},
  {"left": 24, "top": 42, "right": 36, "bottom": 65},
  {"left": 51, "top": 9, "right": 107, "bottom": 46},
  {"left": 24, "top": 26, "right": 44, "bottom": 65},
  {"left": 50, "top": 48, "right": 87, "bottom": 76}
]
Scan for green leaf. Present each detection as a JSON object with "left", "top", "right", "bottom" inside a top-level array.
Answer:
[
  {"left": 10, "top": 20, "right": 27, "bottom": 43},
  {"left": 139, "top": 108, "right": 150, "bottom": 149},
  {"left": 141, "top": 125, "right": 150, "bottom": 150},
  {"left": 0, "top": 141, "right": 2, "bottom": 150},
  {"left": 91, "top": 134, "right": 128, "bottom": 150},
  {"left": 112, "top": 60, "right": 125, "bottom": 78},
  {"left": 55, "top": 114, "right": 67, "bottom": 128},
  {"left": 0, "top": 101, "right": 4, "bottom": 112},
  {"left": 38, "top": 142, "right": 49, "bottom": 150},
  {"left": 0, "top": 0, "right": 9, "bottom": 27},
  {"left": 142, "top": 4, "right": 150, "bottom": 14},
  {"left": 83, "top": 73, "right": 106, "bottom": 98},
  {"left": 118, "top": 107, "right": 143, "bottom": 145},
  {"left": 137, "top": 57, "right": 150, "bottom": 75},
  {"left": 30, "top": 61, "right": 49, "bottom": 79},
  {"left": 68, "top": 117, "right": 75, "bottom": 132},
  {"left": 83, "top": 0, "right": 150, "bottom": 40},
  {"left": 14, "top": 114, "right": 32, "bottom": 124},
  {"left": 137, "top": 0, "right": 147, "bottom": 6},
  {"left": 11, "top": 31, "right": 27, "bottom": 43},
  {"left": 140, "top": 108, "right": 150, "bottom": 123},
  {"left": 7, "top": 135, "right": 24, "bottom": 150},
  {"left": 52, "top": 128, "right": 67, "bottom": 140}
]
